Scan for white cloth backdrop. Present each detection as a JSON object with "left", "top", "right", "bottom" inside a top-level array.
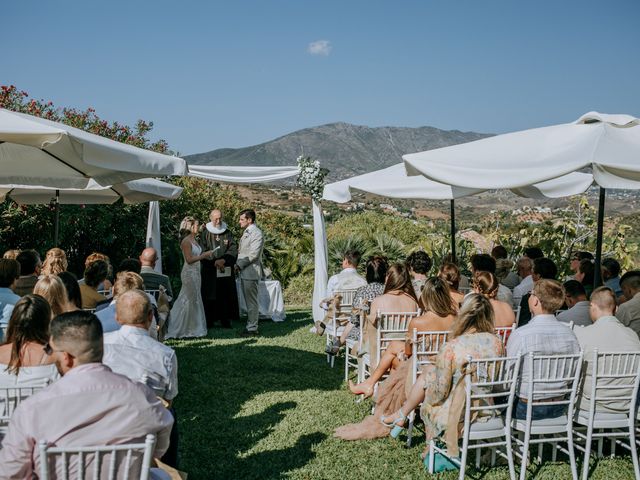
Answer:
[
  {"left": 312, "top": 199, "right": 328, "bottom": 323},
  {"left": 188, "top": 165, "right": 301, "bottom": 183},
  {"left": 146, "top": 201, "right": 163, "bottom": 273}
]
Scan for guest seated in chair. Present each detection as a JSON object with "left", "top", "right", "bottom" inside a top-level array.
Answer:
[
  {"left": 406, "top": 250, "right": 432, "bottom": 298},
  {"left": 374, "top": 294, "right": 503, "bottom": 458},
  {"left": 574, "top": 286, "right": 640, "bottom": 414},
  {"left": 470, "top": 254, "right": 513, "bottom": 305},
  {"left": 140, "top": 247, "right": 174, "bottom": 302},
  {"left": 0, "top": 258, "right": 21, "bottom": 339},
  {"left": 507, "top": 279, "right": 580, "bottom": 420},
  {"left": 348, "top": 276, "right": 456, "bottom": 398},
  {"left": 95, "top": 271, "right": 146, "bottom": 334},
  {"left": 325, "top": 249, "right": 367, "bottom": 298},
  {"left": 438, "top": 262, "right": 465, "bottom": 307},
  {"left": 0, "top": 295, "right": 59, "bottom": 388},
  {"left": 103, "top": 289, "right": 179, "bottom": 467},
  {"left": 557, "top": 280, "right": 591, "bottom": 327},
  {"left": 14, "top": 250, "right": 42, "bottom": 297},
  {"left": 360, "top": 263, "right": 419, "bottom": 365},
  {"left": 34, "top": 275, "right": 77, "bottom": 319},
  {"left": 79, "top": 259, "right": 109, "bottom": 309},
  {"left": 0, "top": 310, "right": 174, "bottom": 478},
  {"left": 57, "top": 271, "right": 83, "bottom": 310},
  {"left": 40, "top": 248, "right": 68, "bottom": 277},
  {"left": 325, "top": 256, "right": 388, "bottom": 354},
  {"left": 472, "top": 271, "right": 515, "bottom": 327}
]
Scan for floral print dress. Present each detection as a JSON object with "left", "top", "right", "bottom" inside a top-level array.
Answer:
[{"left": 420, "top": 332, "right": 503, "bottom": 445}]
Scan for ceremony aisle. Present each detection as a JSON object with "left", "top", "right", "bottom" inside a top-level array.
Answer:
[{"left": 169, "top": 309, "right": 636, "bottom": 480}]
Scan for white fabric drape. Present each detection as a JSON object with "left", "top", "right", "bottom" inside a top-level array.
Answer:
[
  {"left": 146, "top": 201, "right": 163, "bottom": 273},
  {"left": 188, "top": 165, "right": 300, "bottom": 183},
  {"left": 403, "top": 111, "right": 640, "bottom": 190},
  {"left": 312, "top": 199, "right": 328, "bottom": 323}
]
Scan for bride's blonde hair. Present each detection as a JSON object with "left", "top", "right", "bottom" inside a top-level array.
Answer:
[{"left": 179, "top": 216, "right": 198, "bottom": 241}]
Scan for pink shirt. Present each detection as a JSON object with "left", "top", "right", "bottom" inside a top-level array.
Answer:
[{"left": 0, "top": 363, "right": 173, "bottom": 479}]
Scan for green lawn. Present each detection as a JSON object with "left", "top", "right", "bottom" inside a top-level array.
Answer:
[{"left": 167, "top": 309, "right": 636, "bottom": 479}]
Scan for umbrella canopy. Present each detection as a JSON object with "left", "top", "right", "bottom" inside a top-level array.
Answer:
[
  {"left": 323, "top": 163, "right": 594, "bottom": 203},
  {"left": 0, "top": 108, "right": 188, "bottom": 188},
  {"left": 0, "top": 178, "right": 183, "bottom": 205},
  {"left": 403, "top": 112, "right": 640, "bottom": 189}
]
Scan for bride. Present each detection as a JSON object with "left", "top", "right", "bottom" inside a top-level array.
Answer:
[{"left": 167, "top": 217, "right": 213, "bottom": 339}]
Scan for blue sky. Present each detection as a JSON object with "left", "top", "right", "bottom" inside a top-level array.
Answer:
[{"left": 4, "top": 0, "right": 639, "bottom": 156}]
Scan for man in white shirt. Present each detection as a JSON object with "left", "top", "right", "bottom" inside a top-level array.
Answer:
[
  {"left": 574, "top": 286, "right": 640, "bottom": 413},
  {"left": 512, "top": 257, "right": 533, "bottom": 308},
  {"left": 507, "top": 279, "right": 580, "bottom": 420},
  {"left": 617, "top": 270, "right": 640, "bottom": 339},
  {"left": 470, "top": 254, "right": 512, "bottom": 305},
  {"left": 0, "top": 310, "right": 173, "bottom": 478},
  {"left": 326, "top": 250, "right": 368, "bottom": 298},
  {"left": 557, "top": 280, "right": 591, "bottom": 327},
  {"left": 103, "top": 288, "right": 179, "bottom": 467}
]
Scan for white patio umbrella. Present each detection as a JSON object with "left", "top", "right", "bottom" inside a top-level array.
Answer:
[
  {"left": 0, "top": 178, "right": 183, "bottom": 245},
  {"left": 403, "top": 111, "right": 640, "bottom": 285},
  {"left": 0, "top": 108, "right": 188, "bottom": 188}
]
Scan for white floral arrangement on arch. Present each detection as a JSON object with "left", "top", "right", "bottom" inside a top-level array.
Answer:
[{"left": 296, "top": 155, "right": 328, "bottom": 202}]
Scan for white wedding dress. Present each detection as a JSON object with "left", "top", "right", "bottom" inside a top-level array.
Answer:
[{"left": 166, "top": 241, "right": 208, "bottom": 339}]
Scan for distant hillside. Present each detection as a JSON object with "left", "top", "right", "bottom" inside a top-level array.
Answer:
[{"left": 186, "top": 122, "right": 492, "bottom": 180}]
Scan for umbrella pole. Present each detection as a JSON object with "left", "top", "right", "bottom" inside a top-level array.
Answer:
[
  {"left": 594, "top": 187, "right": 605, "bottom": 289},
  {"left": 450, "top": 199, "right": 456, "bottom": 263},
  {"left": 54, "top": 190, "right": 60, "bottom": 246}
]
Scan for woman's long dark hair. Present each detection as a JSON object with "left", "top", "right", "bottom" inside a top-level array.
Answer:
[
  {"left": 3, "top": 294, "right": 52, "bottom": 375},
  {"left": 383, "top": 263, "right": 418, "bottom": 303}
]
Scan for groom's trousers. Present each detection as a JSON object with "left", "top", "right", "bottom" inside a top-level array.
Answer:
[{"left": 241, "top": 278, "right": 259, "bottom": 332}]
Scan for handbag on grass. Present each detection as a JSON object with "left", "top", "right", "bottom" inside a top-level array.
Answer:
[{"left": 422, "top": 450, "right": 459, "bottom": 473}]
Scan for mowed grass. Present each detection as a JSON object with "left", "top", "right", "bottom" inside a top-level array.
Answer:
[{"left": 167, "top": 309, "right": 636, "bottom": 479}]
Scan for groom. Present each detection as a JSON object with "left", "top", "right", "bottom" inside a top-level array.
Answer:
[{"left": 235, "top": 209, "right": 264, "bottom": 336}]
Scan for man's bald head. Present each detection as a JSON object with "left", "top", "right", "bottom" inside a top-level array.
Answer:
[
  {"left": 210, "top": 209, "right": 222, "bottom": 226},
  {"left": 139, "top": 248, "right": 157, "bottom": 267},
  {"left": 115, "top": 289, "right": 152, "bottom": 327}
]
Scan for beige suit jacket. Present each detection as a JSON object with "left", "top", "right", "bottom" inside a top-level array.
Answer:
[{"left": 237, "top": 224, "right": 264, "bottom": 281}]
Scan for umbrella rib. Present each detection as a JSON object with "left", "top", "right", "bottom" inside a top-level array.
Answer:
[{"left": 40, "top": 148, "right": 90, "bottom": 178}]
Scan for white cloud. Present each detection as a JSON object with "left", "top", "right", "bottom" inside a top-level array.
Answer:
[{"left": 307, "top": 40, "right": 332, "bottom": 56}]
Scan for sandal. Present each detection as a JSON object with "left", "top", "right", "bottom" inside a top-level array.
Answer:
[{"left": 381, "top": 409, "right": 407, "bottom": 428}]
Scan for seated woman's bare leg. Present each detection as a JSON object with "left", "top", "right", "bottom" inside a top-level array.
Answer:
[
  {"left": 339, "top": 323, "right": 354, "bottom": 345},
  {"left": 381, "top": 373, "right": 427, "bottom": 428},
  {"left": 348, "top": 341, "right": 404, "bottom": 397}
]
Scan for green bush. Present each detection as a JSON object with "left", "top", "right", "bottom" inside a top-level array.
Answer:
[{"left": 284, "top": 273, "right": 314, "bottom": 307}]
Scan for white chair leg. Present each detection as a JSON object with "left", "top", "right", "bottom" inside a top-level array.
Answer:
[
  {"left": 537, "top": 442, "right": 543, "bottom": 463},
  {"left": 629, "top": 426, "right": 640, "bottom": 480},
  {"left": 475, "top": 447, "right": 481, "bottom": 469},
  {"left": 581, "top": 427, "right": 593, "bottom": 480},
  {"left": 428, "top": 440, "right": 436, "bottom": 474},
  {"left": 491, "top": 447, "right": 497, "bottom": 466},
  {"left": 566, "top": 428, "right": 579, "bottom": 480},
  {"left": 505, "top": 432, "right": 517, "bottom": 480},
  {"left": 519, "top": 432, "right": 531, "bottom": 480}
]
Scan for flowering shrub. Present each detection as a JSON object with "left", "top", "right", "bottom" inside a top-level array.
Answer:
[{"left": 296, "top": 155, "right": 328, "bottom": 201}]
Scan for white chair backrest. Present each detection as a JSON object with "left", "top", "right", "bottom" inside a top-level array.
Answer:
[
  {"left": 411, "top": 328, "right": 450, "bottom": 384},
  {"left": 376, "top": 310, "right": 420, "bottom": 364},
  {"left": 144, "top": 289, "right": 161, "bottom": 300},
  {"left": 513, "top": 306, "right": 521, "bottom": 327},
  {"left": 522, "top": 352, "right": 584, "bottom": 407},
  {"left": 463, "top": 354, "right": 522, "bottom": 432},
  {"left": 587, "top": 350, "right": 640, "bottom": 415},
  {"left": 0, "top": 385, "right": 46, "bottom": 430},
  {"left": 494, "top": 323, "right": 515, "bottom": 345},
  {"left": 38, "top": 434, "right": 156, "bottom": 480}
]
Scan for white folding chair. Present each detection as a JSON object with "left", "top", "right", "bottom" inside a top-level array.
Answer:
[
  {"left": 495, "top": 323, "right": 516, "bottom": 346},
  {"left": 405, "top": 328, "right": 449, "bottom": 446},
  {"left": 428, "top": 355, "right": 522, "bottom": 480},
  {"left": 573, "top": 350, "right": 640, "bottom": 480},
  {"left": 0, "top": 384, "right": 48, "bottom": 436},
  {"left": 511, "top": 352, "right": 584, "bottom": 480},
  {"left": 38, "top": 434, "right": 156, "bottom": 480},
  {"left": 513, "top": 306, "right": 521, "bottom": 327},
  {"left": 324, "top": 289, "right": 358, "bottom": 368},
  {"left": 358, "top": 310, "right": 420, "bottom": 385},
  {"left": 344, "top": 304, "right": 368, "bottom": 382}
]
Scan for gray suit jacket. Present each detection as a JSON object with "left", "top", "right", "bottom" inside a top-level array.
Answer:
[{"left": 237, "top": 224, "right": 264, "bottom": 281}]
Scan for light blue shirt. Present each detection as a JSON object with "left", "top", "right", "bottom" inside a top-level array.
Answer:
[
  {"left": 95, "top": 301, "right": 121, "bottom": 333},
  {"left": 0, "top": 287, "right": 20, "bottom": 327}
]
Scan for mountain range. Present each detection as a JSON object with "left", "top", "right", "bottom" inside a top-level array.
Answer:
[{"left": 186, "top": 122, "right": 492, "bottom": 181}]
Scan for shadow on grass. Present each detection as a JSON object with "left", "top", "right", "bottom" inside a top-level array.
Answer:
[{"left": 172, "top": 312, "right": 337, "bottom": 479}]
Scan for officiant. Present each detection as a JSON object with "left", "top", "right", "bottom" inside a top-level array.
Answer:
[{"left": 200, "top": 209, "right": 240, "bottom": 328}]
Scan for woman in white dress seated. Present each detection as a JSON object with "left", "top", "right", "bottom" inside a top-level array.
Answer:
[
  {"left": 0, "top": 295, "right": 59, "bottom": 389},
  {"left": 167, "top": 217, "right": 214, "bottom": 339}
]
